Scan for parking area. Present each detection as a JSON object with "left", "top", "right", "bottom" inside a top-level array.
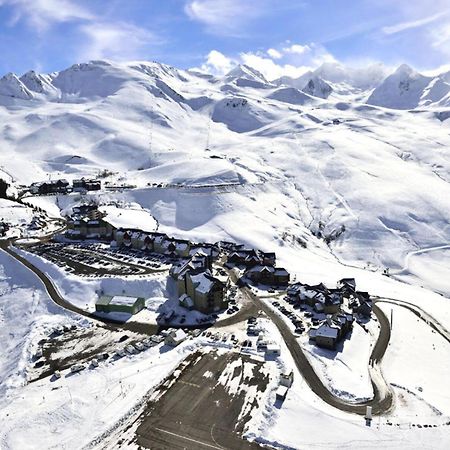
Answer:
[
  {"left": 135, "top": 351, "right": 269, "bottom": 450},
  {"left": 25, "top": 242, "right": 170, "bottom": 277},
  {"left": 29, "top": 324, "right": 155, "bottom": 381},
  {"left": 271, "top": 296, "right": 310, "bottom": 335}
]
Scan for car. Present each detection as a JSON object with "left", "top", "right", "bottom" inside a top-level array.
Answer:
[
  {"left": 125, "top": 345, "right": 136, "bottom": 355},
  {"left": 118, "top": 334, "right": 129, "bottom": 343},
  {"left": 294, "top": 327, "right": 304, "bottom": 335},
  {"left": 70, "top": 363, "right": 86, "bottom": 373},
  {"left": 115, "top": 349, "right": 126, "bottom": 357},
  {"left": 53, "top": 370, "right": 61, "bottom": 379},
  {"left": 134, "top": 342, "right": 145, "bottom": 352}
]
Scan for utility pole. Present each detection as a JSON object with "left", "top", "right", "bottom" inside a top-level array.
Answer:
[{"left": 390, "top": 308, "right": 393, "bottom": 331}]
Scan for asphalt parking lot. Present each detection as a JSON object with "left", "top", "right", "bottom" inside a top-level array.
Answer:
[
  {"left": 135, "top": 351, "right": 270, "bottom": 450},
  {"left": 26, "top": 242, "right": 169, "bottom": 277}
]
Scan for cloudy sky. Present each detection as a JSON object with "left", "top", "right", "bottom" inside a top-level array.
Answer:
[{"left": 0, "top": 0, "right": 449, "bottom": 79}]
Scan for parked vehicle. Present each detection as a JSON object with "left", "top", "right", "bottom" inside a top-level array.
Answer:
[
  {"left": 134, "top": 342, "right": 145, "bottom": 352},
  {"left": 71, "top": 363, "right": 86, "bottom": 373}
]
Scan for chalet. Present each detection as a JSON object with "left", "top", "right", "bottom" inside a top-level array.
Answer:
[
  {"left": 66, "top": 217, "right": 113, "bottom": 240},
  {"left": 184, "top": 270, "right": 228, "bottom": 313},
  {"left": 338, "top": 278, "right": 357, "bottom": 295},
  {"left": 226, "top": 249, "right": 261, "bottom": 267},
  {"left": 246, "top": 265, "right": 290, "bottom": 286},
  {"left": 189, "top": 243, "right": 219, "bottom": 260},
  {"left": 260, "top": 251, "right": 276, "bottom": 266},
  {"left": 73, "top": 178, "right": 101, "bottom": 192},
  {"left": 153, "top": 233, "right": 169, "bottom": 253},
  {"left": 350, "top": 296, "right": 373, "bottom": 317},
  {"left": 309, "top": 313, "right": 354, "bottom": 350},
  {"left": 30, "top": 179, "right": 70, "bottom": 195},
  {"left": 323, "top": 291, "right": 342, "bottom": 314},
  {"left": 170, "top": 251, "right": 210, "bottom": 282},
  {"left": 163, "top": 237, "right": 191, "bottom": 257},
  {"left": 314, "top": 323, "right": 339, "bottom": 350},
  {"left": 72, "top": 204, "right": 102, "bottom": 219},
  {"left": 273, "top": 268, "right": 290, "bottom": 285}
]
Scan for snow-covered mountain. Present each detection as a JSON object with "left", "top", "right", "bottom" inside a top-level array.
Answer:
[
  {"left": 1, "top": 58, "right": 450, "bottom": 450},
  {"left": 0, "top": 73, "right": 33, "bottom": 100},
  {"left": 0, "top": 58, "right": 449, "bottom": 291},
  {"left": 274, "top": 72, "right": 333, "bottom": 99}
]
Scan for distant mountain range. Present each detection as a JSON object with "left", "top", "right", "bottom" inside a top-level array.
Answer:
[{"left": 0, "top": 60, "right": 449, "bottom": 111}]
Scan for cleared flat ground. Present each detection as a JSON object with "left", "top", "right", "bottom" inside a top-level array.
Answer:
[{"left": 136, "top": 351, "right": 270, "bottom": 450}]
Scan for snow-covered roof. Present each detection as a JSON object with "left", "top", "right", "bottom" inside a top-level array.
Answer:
[
  {"left": 168, "top": 329, "right": 187, "bottom": 342},
  {"left": 97, "top": 295, "right": 144, "bottom": 307},
  {"left": 190, "top": 271, "right": 216, "bottom": 294},
  {"left": 316, "top": 324, "right": 338, "bottom": 339},
  {"left": 100, "top": 205, "right": 158, "bottom": 233}
]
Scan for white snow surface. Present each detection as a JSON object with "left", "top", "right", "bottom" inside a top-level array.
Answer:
[{"left": 0, "top": 58, "right": 450, "bottom": 449}]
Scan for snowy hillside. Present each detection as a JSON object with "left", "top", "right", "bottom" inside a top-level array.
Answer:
[
  {"left": 0, "top": 57, "right": 449, "bottom": 450},
  {"left": 0, "top": 59, "right": 449, "bottom": 294}
]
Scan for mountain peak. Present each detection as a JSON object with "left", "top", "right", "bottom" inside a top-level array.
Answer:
[
  {"left": 394, "top": 64, "right": 415, "bottom": 76},
  {"left": 0, "top": 72, "right": 33, "bottom": 100},
  {"left": 225, "top": 64, "right": 268, "bottom": 84}
]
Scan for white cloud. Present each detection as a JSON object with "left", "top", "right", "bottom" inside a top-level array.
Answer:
[
  {"left": 283, "top": 44, "right": 310, "bottom": 55},
  {"left": 196, "top": 42, "right": 338, "bottom": 81},
  {"left": 267, "top": 48, "right": 282, "bottom": 59},
  {"left": 0, "top": 0, "right": 159, "bottom": 63},
  {"left": 239, "top": 53, "right": 309, "bottom": 80},
  {"left": 0, "top": 0, "right": 93, "bottom": 32},
  {"left": 78, "top": 22, "right": 156, "bottom": 61},
  {"left": 382, "top": 10, "right": 449, "bottom": 35},
  {"left": 184, "top": 0, "right": 268, "bottom": 36},
  {"left": 198, "top": 50, "right": 236, "bottom": 75}
]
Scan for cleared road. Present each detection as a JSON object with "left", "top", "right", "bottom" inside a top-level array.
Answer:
[
  {"left": 0, "top": 240, "right": 158, "bottom": 335},
  {"left": 234, "top": 276, "right": 393, "bottom": 415}
]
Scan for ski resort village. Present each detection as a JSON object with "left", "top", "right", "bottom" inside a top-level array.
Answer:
[{"left": 0, "top": 57, "right": 449, "bottom": 450}]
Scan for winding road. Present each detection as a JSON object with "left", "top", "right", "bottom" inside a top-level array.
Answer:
[
  {"left": 1, "top": 236, "right": 397, "bottom": 417},
  {"left": 222, "top": 266, "right": 393, "bottom": 415},
  {"left": 373, "top": 295, "right": 450, "bottom": 344},
  {"left": 0, "top": 239, "right": 159, "bottom": 335},
  {"left": 243, "top": 284, "right": 393, "bottom": 415}
]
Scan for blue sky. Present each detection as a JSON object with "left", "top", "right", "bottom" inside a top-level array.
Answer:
[{"left": 0, "top": 0, "right": 449, "bottom": 78}]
